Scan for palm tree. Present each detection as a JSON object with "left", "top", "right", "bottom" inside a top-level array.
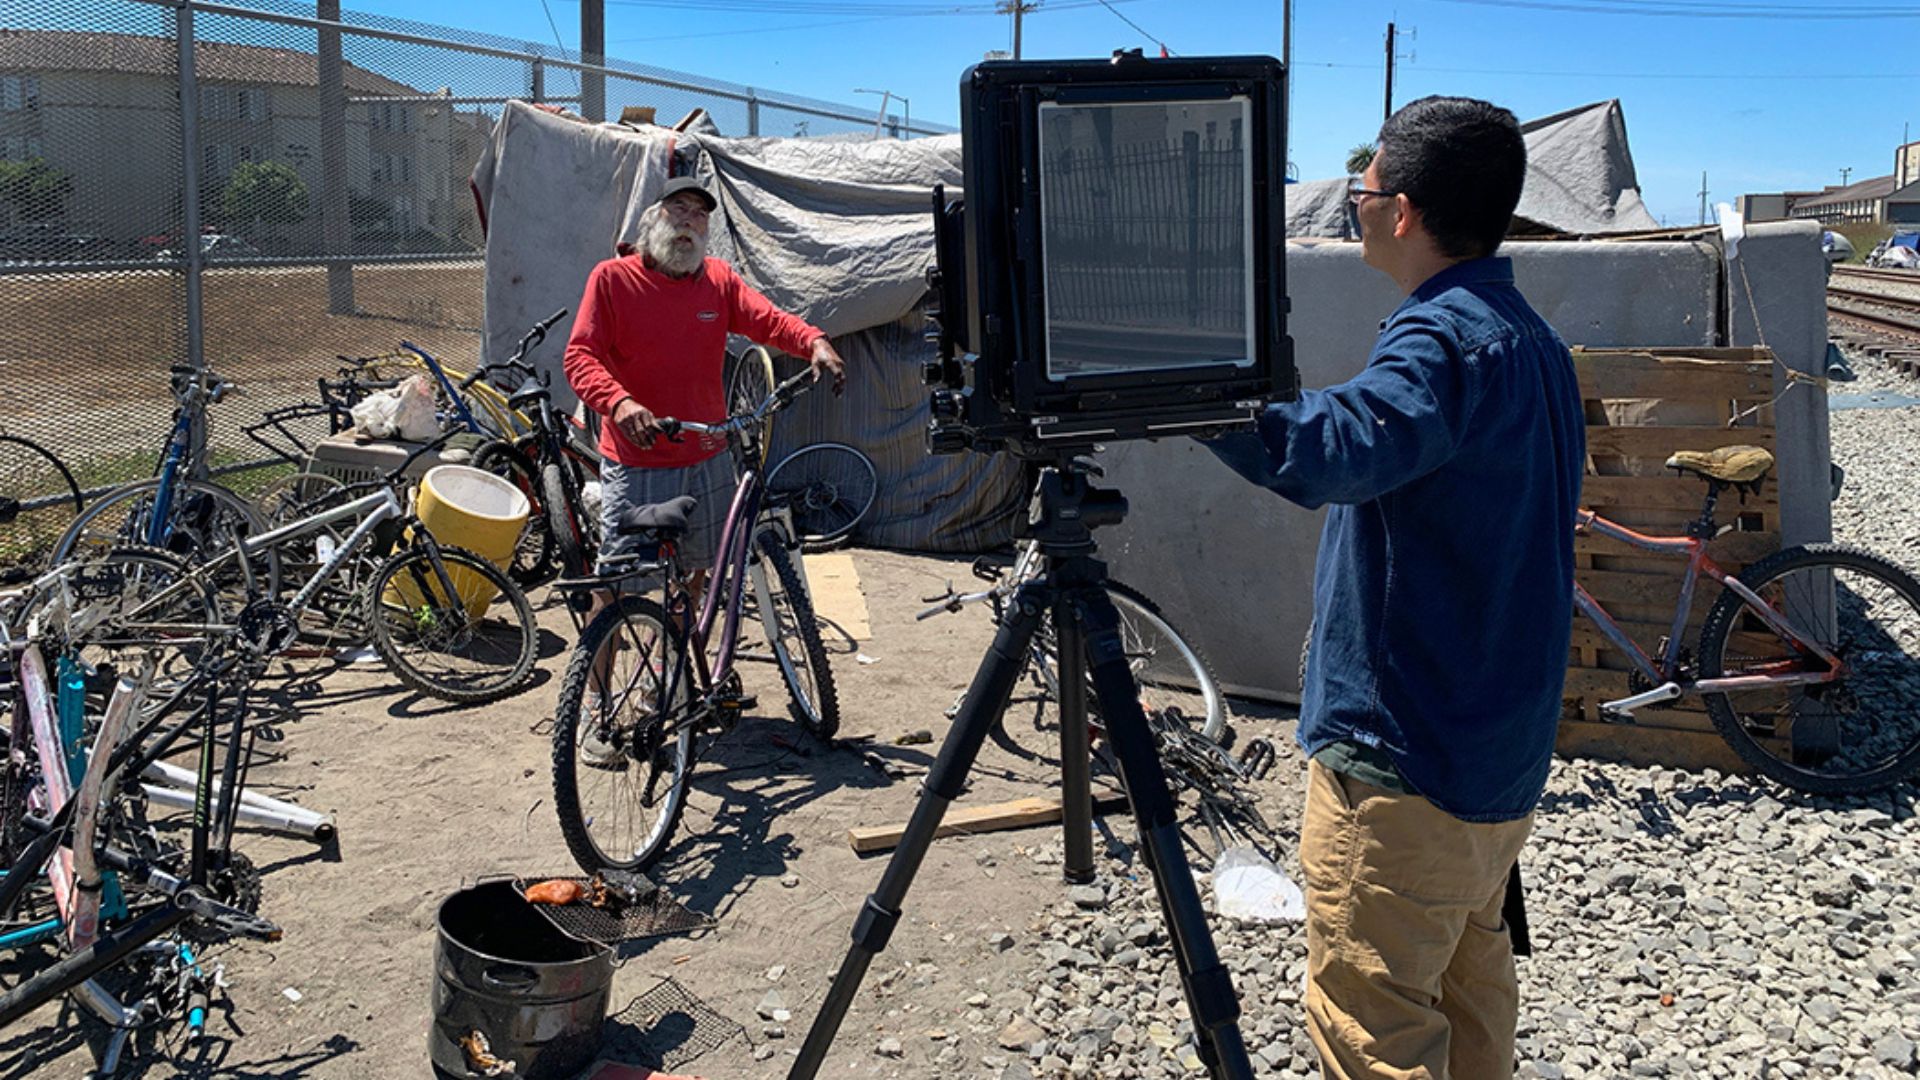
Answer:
[{"left": 1345, "top": 144, "right": 1376, "bottom": 177}]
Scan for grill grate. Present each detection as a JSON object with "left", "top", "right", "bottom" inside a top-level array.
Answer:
[
  {"left": 600, "top": 976, "right": 748, "bottom": 1072},
  {"left": 512, "top": 871, "right": 712, "bottom": 949}
]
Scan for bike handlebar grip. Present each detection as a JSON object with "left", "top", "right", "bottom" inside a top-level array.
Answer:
[{"left": 656, "top": 418, "right": 683, "bottom": 441}]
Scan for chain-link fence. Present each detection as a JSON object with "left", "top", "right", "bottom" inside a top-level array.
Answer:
[{"left": 0, "top": 0, "right": 947, "bottom": 548}]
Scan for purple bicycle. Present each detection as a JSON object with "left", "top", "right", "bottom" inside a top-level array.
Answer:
[{"left": 549, "top": 364, "right": 839, "bottom": 873}]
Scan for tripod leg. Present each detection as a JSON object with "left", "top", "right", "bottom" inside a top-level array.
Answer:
[
  {"left": 1076, "top": 585, "right": 1255, "bottom": 1080},
  {"left": 788, "top": 583, "right": 1049, "bottom": 1080},
  {"left": 1054, "top": 591, "right": 1095, "bottom": 884}
]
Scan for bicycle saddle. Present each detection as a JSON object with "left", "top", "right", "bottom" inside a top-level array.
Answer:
[
  {"left": 616, "top": 495, "right": 697, "bottom": 537},
  {"left": 1664, "top": 445, "right": 1774, "bottom": 485}
]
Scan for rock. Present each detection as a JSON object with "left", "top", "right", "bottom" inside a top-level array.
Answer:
[
  {"left": 765, "top": 964, "right": 785, "bottom": 981},
  {"left": 876, "top": 1037, "right": 904, "bottom": 1058},
  {"left": 756, "top": 990, "right": 786, "bottom": 1021},
  {"left": 781, "top": 874, "right": 799, "bottom": 888},
  {"left": 988, "top": 931, "right": 1016, "bottom": 952},
  {"left": 1069, "top": 884, "right": 1108, "bottom": 910},
  {"left": 999, "top": 1017, "right": 1046, "bottom": 1051},
  {"left": 1873, "top": 1033, "right": 1916, "bottom": 1069}
]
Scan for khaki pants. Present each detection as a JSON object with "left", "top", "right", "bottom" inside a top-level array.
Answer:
[{"left": 1300, "top": 759, "right": 1533, "bottom": 1080}]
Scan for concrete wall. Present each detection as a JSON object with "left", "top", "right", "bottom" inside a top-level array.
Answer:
[{"left": 1098, "top": 224, "right": 1829, "bottom": 702}]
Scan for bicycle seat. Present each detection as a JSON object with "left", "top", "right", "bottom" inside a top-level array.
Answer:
[
  {"left": 507, "top": 380, "right": 549, "bottom": 411},
  {"left": 1664, "top": 445, "right": 1774, "bottom": 485},
  {"left": 617, "top": 495, "right": 697, "bottom": 538}
]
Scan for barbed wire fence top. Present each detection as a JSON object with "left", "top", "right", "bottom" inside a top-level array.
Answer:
[{"left": 0, "top": 0, "right": 948, "bottom": 542}]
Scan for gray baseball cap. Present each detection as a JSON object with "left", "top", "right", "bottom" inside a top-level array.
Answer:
[{"left": 655, "top": 176, "right": 716, "bottom": 211}]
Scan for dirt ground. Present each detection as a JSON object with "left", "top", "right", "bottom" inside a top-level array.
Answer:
[{"left": 3, "top": 548, "right": 1298, "bottom": 1079}]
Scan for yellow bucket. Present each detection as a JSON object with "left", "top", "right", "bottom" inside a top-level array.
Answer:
[{"left": 388, "top": 465, "right": 530, "bottom": 619}]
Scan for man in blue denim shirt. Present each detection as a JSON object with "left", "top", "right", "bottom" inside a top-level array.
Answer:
[{"left": 1206, "top": 97, "right": 1585, "bottom": 1078}]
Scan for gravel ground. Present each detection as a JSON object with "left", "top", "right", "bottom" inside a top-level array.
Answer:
[{"left": 958, "top": 346, "right": 1920, "bottom": 1080}]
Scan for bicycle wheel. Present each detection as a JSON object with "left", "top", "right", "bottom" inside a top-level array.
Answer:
[
  {"left": 364, "top": 545, "right": 537, "bottom": 704},
  {"left": 764, "top": 443, "right": 877, "bottom": 551},
  {"left": 53, "top": 478, "right": 280, "bottom": 606},
  {"left": 472, "top": 441, "right": 556, "bottom": 588},
  {"left": 252, "top": 472, "right": 370, "bottom": 642},
  {"left": 24, "top": 545, "right": 223, "bottom": 681},
  {"left": 1032, "top": 580, "right": 1232, "bottom": 746},
  {"left": 726, "top": 345, "right": 777, "bottom": 449},
  {"left": 1699, "top": 543, "right": 1920, "bottom": 795},
  {"left": 750, "top": 530, "right": 839, "bottom": 739},
  {"left": 541, "top": 461, "right": 593, "bottom": 579},
  {"left": 551, "top": 594, "right": 692, "bottom": 873},
  {"left": 0, "top": 434, "right": 84, "bottom": 583}
]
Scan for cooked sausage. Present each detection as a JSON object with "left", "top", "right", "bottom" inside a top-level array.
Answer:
[{"left": 524, "top": 879, "right": 584, "bottom": 905}]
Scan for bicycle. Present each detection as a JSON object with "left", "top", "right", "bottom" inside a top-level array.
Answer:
[
  {"left": 1573, "top": 444, "right": 1920, "bottom": 795},
  {"left": 549, "top": 369, "right": 840, "bottom": 873},
  {"left": 50, "top": 365, "right": 280, "bottom": 602},
  {"left": 764, "top": 441, "right": 877, "bottom": 551},
  {"left": 917, "top": 458, "right": 1232, "bottom": 747},
  {"left": 463, "top": 310, "right": 605, "bottom": 588},
  {"left": 38, "top": 435, "right": 539, "bottom": 706},
  {"left": 0, "top": 434, "right": 85, "bottom": 585}
]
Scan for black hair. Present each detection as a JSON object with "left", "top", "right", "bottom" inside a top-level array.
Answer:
[{"left": 1374, "top": 96, "right": 1526, "bottom": 260}]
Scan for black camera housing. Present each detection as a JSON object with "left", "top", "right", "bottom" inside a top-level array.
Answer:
[{"left": 926, "top": 52, "right": 1296, "bottom": 456}]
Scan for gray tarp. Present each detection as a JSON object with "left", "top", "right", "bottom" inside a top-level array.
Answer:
[
  {"left": 471, "top": 102, "right": 1020, "bottom": 552},
  {"left": 1285, "top": 99, "right": 1662, "bottom": 239}
]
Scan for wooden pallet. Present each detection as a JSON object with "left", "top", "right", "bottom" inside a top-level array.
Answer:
[{"left": 1560, "top": 347, "right": 1786, "bottom": 773}]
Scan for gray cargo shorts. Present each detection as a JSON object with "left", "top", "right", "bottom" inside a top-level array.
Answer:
[{"left": 597, "top": 454, "right": 735, "bottom": 575}]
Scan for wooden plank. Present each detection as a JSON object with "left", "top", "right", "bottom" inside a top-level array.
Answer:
[
  {"left": 1571, "top": 351, "right": 1773, "bottom": 399},
  {"left": 1555, "top": 719, "right": 1756, "bottom": 775},
  {"left": 1581, "top": 475, "right": 1780, "bottom": 514},
  {"left": 1586, "top": 426, "right": 1776, "bottom": 457},
  {"left": 847, "top": 793, "right": 1131, "bottom": 853},
  {"left": 1579, "top": 567, "right": 1713, "bottom": 608}
]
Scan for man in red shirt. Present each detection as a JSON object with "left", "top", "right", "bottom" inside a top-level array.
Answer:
[{"left": 565, "top": 176, "right": 845, "bottom": 593}]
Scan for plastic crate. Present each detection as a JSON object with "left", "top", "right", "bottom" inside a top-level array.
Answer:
[{"left": 304, "top": 433, "right": 448, "bottom": 488}]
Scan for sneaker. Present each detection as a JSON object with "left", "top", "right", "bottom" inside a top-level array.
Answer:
[{"left": 578, "top": 693, "right": 624, "bottom": 770}]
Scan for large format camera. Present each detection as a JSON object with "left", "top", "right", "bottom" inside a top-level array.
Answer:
[{"left": 925, "top": 52, "right": 1297, "bottom": 456}]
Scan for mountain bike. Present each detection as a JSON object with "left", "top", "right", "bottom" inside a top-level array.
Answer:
[
  {"left": 49, "top": 365, "right": 279, "bottom": 602},
  {"left": 550, "top": 369, "right": 839, "bottom": 873},
  {"left": 38, "top": 436, "right": 538, "bottom": 705},
  {"left": 1573, "top": 444, "right": 1920, "bottom": 795}
]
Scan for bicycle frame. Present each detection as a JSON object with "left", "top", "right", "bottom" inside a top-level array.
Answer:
[{"left": 1572, "top": 510, "right": 1843, "bottom": 695}]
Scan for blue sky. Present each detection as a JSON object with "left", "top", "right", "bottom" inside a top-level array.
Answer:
[{"left": 340, "top": 0, "right": 1916, "bottom": 226}]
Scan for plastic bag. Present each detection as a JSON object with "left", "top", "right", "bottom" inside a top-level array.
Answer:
[
  {"left": 350, "top": 374, "right": 439, "bottom": 441},
  {"left": 1211, "top": 845, "right": 1305, "bottom": 924}
]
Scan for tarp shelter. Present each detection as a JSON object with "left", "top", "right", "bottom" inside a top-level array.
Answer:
[
  {"left": 470, "top": 101, "right": 1020, "bottom": 552},
  {"left": 1285, "top": 99, "right": 1663, "bottom": 240}
]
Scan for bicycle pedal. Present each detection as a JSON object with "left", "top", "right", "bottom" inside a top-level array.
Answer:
[{"left": 1598, "top": 707, "right": 1636, "bottom": 725}]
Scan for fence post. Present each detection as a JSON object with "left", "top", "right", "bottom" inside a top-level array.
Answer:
[
  {"left": 176, "top": 3, "right": 206, "bottom": 375},
  {"left": 1183, "top": 130, "right": 1201, "bottom": 327},
  {"left": 747, "top": 90, "right": 759, "bottom": 137},
  {"left": 318, "top": 0, "right": 354, "bottom": 314},
  {"left": 530, "top": 56, "right": 545, "bottom": 103}
]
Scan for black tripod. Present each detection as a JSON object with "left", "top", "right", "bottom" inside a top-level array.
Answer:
[{"left": 789, "top": 463, "right": 1253, "bottom": 1079}]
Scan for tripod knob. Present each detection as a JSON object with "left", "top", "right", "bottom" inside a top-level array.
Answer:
[{"left": 927, "top": 422, "right": 971, "bottom": 455}]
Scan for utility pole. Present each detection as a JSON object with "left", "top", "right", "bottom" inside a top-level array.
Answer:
[
  {"left": 1282, "top": 0, "right": 1292, "bottom": 164},
  {"left": 998, "top": 0, "right": 1037, "bottom": 59},
  {"left": 1384, "top": 22, "right": 1396, "bottom": 123},
  {"left": 1698, "top": 171, "right": 1709, "bottom": 226},
  {"left": 581, "top": 0, "right": 604, "bottom": 122},
  {"left": 1839, "top": 166, "right": 1852, "bottom": 186}
]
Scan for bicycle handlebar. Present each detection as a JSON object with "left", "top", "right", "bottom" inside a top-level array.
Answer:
[
  {"left": 656, "top": 369, "right": 817, "bottom": 442},
  {"left": 462, "top": 309, "right": 569, "bottom": 390}
]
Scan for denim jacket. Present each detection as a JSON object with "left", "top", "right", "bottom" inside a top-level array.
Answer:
[{"left": 1206, "top": 256, "right": 1586, "bottom": 822}]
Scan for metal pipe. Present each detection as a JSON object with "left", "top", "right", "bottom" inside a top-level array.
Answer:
[{"left": 176, "top": 4, "right": 206, "bottom": 374}]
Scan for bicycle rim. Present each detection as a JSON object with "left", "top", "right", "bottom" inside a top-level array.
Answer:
[
  {"left": 1032, "top": 582, "right": 1230, "bottom": 744},
  {"left": 28, "top": 546, "right": 222, "bottom": 680},
  {"left": 727, "top": 346, "right": 777, "bottom": 451},
  {"left": 0, "top": 434, "right": 84, "bottom": 582},
  {"left": 366, "top": 546, "right": 536, "bottom": 704},
  {"left": 552, "top": 596, "right": 692, "bottom": 872},
  {"left": 764, "top": 443, "right": 876, "bottom": 548},
  {"left": 1700, "top": 543, "right": 1920, "bottom": 794},
  {"left": 54, "top": 478, "right": 281, "bottom": 608}
]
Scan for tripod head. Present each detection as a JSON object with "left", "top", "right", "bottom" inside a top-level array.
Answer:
[{"left": 1021, "top": 456, "right": 1128, "bottom": 557}]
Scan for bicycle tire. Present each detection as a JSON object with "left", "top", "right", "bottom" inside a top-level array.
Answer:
[
  {"left": 541, "top": 461, "right": 593, "bottom": 579},
  {"left": 472, "top": 441, "right": 557, "bottom": 588},
  {"left": 364, "top": 545, "right": 537, "bottom": 704},
  {"left": 26, "top": 545, "right": 224, "bottom": 676},
  {"left": 0, "top": 434, "right": 85, "bottom": 582},
  {"left": 1698, "top": 542, "right": 1920, "bottom": 795},
  {"left": 551, "top": 594, "right": 692, "bottom": 873},
  {"left": 751, "top": 530, "right": 840, "bottom": 739},
  {"left": 764, "top": 443, "right": 877, "bottom": 551},
  {"left": 52, "top": 477, "right": 281, "bottom": 604},
  {"left": 727, "top": 345, "right": 777, "bottom": 451},
  {"left": 1034, "top": 580, "right": 1233, "bottom": 746}
]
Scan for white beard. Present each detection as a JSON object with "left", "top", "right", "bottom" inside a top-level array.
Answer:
[{"left": 644, "top": 215, "right": 707, "bottom": 277}]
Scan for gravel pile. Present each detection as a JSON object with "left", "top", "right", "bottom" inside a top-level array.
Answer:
[{"left": 973, "top": 348, "right": 1920, "bottom": 1079}]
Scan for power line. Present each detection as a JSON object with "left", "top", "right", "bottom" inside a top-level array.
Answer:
[
  {"left": 1432, "top": 0, "right": 1920, "bottom": 18},
  {"left": 1093, "top": 0, "right": 1173, "bottom": 53},
  {"left": 1290, "top": 58, "right": 1920, "bottom": 82}
]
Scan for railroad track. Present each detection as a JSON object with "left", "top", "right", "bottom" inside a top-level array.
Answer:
[
  {"left": 1828, "top": 285, "right": 1920, "bottom": 377},
  {"left": 1832, "top": 264, "right": 1920, "bottom": 285}
]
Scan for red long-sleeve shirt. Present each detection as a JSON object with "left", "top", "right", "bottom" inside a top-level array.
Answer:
[{"left": 563, "top": 255, "right": 825, "bottom": 468}]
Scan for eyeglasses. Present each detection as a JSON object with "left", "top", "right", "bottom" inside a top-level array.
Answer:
[{"left": 1347, "top": 184, "right": 1397, "bottom": 206}]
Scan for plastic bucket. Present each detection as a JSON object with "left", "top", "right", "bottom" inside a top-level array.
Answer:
[{"left": 392, "top": 465, "right": 529, "bottom": 619}]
